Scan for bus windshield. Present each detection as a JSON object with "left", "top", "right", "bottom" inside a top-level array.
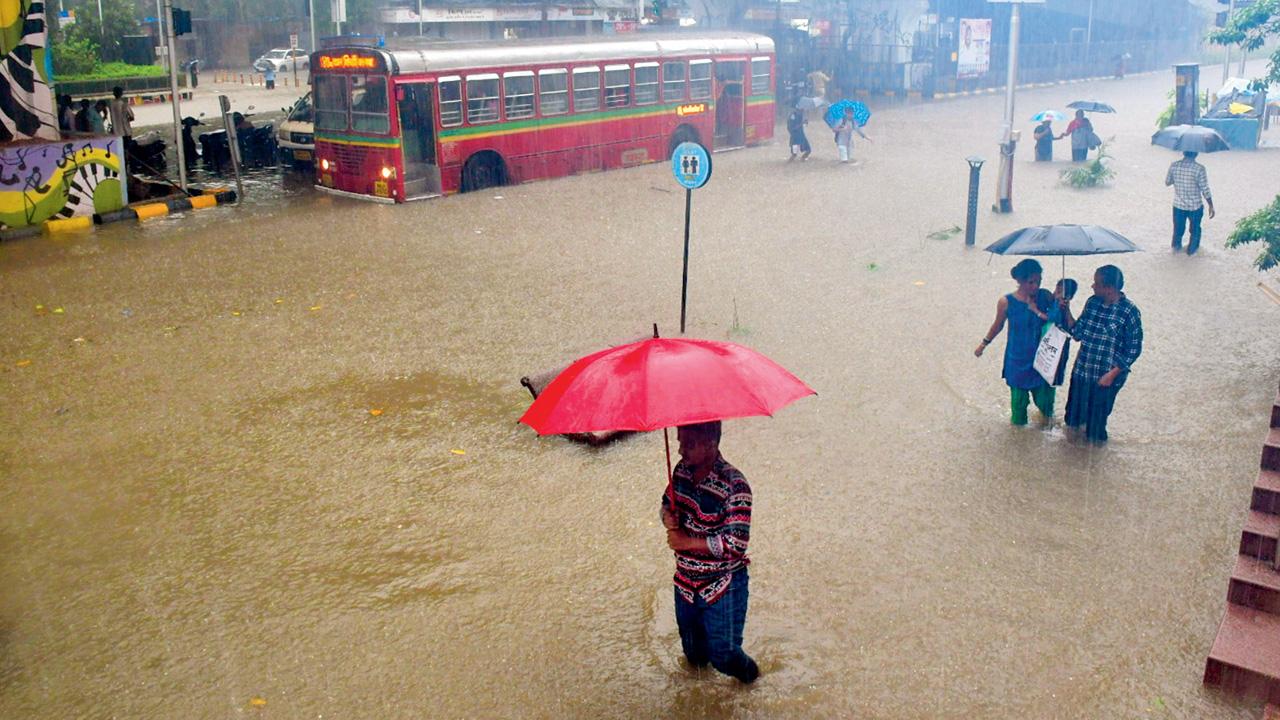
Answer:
[{"left": 314, "top": 74, "right": 390, "bottom": 134}]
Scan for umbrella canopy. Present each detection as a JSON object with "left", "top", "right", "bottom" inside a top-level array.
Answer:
[
  {"left": 520, "top": 337, "right": 815, "bottom": 435},
  {"left": 985, "top": 224, "right": 1141, "bottom": 257},
  {"left": 1030, "top": 109, "right": 1066, "bottom": 122},
  {"left": 1151, "top": 124, "right": 1230, "bottom": 153},
  {"left": 1067, "top": 100, "right": 1116, "bottom": 113},
  {"left": 824, "top": 99, "right": 871, "bottom": 128}
]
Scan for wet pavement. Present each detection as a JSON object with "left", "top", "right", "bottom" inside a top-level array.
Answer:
[{"left": 2, "top": 62, "right": 1279, "bottom": 718}]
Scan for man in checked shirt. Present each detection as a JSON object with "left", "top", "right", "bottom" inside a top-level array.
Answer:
[
  {"left": 1060, "top": 265, "right": 1144, "bottom": 444},
  {"left": 1165, "top": 150, "right": 1216, "bottom": 255},
  {"left": 660, "top": 421, "right": 760, "bottom": 683}
]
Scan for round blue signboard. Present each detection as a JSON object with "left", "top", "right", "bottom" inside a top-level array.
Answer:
[{"left": 671, "top": 142, "right": 712, "bottom": 190}]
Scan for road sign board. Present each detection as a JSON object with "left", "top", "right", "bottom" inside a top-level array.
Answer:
[
  {"left": 671, "top": 142, "right": 711, "bottom": 190},
  {"left": 290, "top": 33, "right": 299, "bottom": 49}
]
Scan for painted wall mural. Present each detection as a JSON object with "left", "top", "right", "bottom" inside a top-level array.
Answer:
[
  {"left": 0, "top": 0, "right": 58, "bottom": 141},
  {"left": 0, "top": 137, "right": 127, "bottom": 227}
]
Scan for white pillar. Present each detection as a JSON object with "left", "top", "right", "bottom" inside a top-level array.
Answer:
[{"left": 163, "top": 0, "right": 186, "bottom": 190}]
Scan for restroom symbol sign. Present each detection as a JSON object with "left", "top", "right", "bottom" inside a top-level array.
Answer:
[{"left": 671, "top": 142, "right": 712, "bottom": 190}]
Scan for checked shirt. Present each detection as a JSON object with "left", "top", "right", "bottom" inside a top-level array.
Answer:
[
  {"left": 1069, "top": 294, "right": 1143, "bottom": 387},
  {"left": 1166, "top": 158, "right": 1212, "bottom": 211}
]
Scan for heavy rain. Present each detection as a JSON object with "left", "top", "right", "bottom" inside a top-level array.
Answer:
[{"left": 3, "top": 0, "right": 1280, "bottom": 718}]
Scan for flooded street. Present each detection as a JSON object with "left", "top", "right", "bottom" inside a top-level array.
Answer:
[{"left": 3, "top": 65, "right": 1278, "bottom": 718}]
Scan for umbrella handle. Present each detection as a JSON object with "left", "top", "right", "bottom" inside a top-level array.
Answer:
[{"left": 663, "top": 427, "right": 675, "bottom": 513}]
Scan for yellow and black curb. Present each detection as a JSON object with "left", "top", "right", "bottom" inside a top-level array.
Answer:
[{"left": 1, "top": 188, "right": 237, "bottom": 241}]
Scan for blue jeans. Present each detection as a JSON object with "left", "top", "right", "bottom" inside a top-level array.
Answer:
[
  {"left": 1172, "top": 206, "right": 1204, "bottom": 254},
  {"left": 675, "top": 568, "right": 754, "bottom": 678}
]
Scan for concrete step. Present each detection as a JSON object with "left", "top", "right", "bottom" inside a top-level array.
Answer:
[
  {"left": 1204, "top": 602, "right": 1280, "bottom": 704},
  {"left": 1265, "top": 428, "right": 1280, "bottom": 472},
  {"left": 1256, "top": 470, "right": 1280, "bottom": 515},
  {"left": 1242, "top": 510, "right": 1280, "bottom": 564},
  {"left": 1229, "top": 553, "right": 1280, "bottom": 614}
]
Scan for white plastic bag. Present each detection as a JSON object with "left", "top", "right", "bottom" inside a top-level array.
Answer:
[{"left": 1034, "top": 325, "right": 1069, "bottom": 384}]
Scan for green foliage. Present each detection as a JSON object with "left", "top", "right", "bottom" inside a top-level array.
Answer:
[
  {"left": 57, "top": 62, "right": 167, "bottom": 83},
  {"left": 56, "top": 0, "right": 140, "bottom": 62},
  {"left": 1225, "top": 195, "right": 1280, "bottom": 272},
  {"left": 927, "top": 226, "right": 962, "bottom": 241},
  {"left": 51, "top": 36, "right": 100, "bottom": 76},
  {"left": 1208, "top": 0, "right": 1280, "bottom": 92},
  {"left": 1059, "top": 145, "right": 1115, "bottom": 188},
  {"left": 1155, "top": 89, "right": 1209, "bottom": 129}
]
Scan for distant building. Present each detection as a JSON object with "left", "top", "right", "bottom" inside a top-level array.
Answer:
[{"left": 378, "top": 0, "right": 643, "bottom": 41}]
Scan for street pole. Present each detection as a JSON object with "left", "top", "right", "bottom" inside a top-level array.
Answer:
[
  {"left": 162, "top": 0, "right": 186, "bottom": 191},
  {"left": 309, "top": 0, "right": 316, "bottom": 53},
  {"left": 1222, "top": 0, "right": 1235, "bottom": 87},
  {"left": 418, "top": 0, "right": 423, "bottom": 35},
  {"left": 964, "top": 156, "right": 985, "bottom": 246},
  {"left": 96, "top": 0, "right": 104, "bottom": 40},
  {"left": 155, "top": 0, "right": 166, "bottom": 71},
  {"left": 993, "top": 1, "right": 1023, "bottom": 214},
  {"left": 680, "top": 187, "right": 691, "bottom": 334}
]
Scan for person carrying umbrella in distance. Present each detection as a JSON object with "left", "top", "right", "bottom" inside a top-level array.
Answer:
[
  {"left": 787, "top": 106, "right": 811, "bottom": 161},
  {"left": 1165, "top": 151, "right": 1215, "bottom": 255},
  {"left": 832, "top": 107, "right": 868, "bottom": 164},
  {"left": 1058, "top": 109, "right": 1097, "bottom": 163},
  {"left": 518, "top": 335, "right": 814, "bottom": 683},
  {"left": 1030, "top": 110, "right": 1064, "bottom": 162}
]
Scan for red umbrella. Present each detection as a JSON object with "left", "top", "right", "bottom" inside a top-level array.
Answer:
[{"left": 519, "top": 337, "right": 815, "bottom": 506}]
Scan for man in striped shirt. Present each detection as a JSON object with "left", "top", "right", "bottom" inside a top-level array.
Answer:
[
  {"left": 1061, "top": 265, "right": 1144, "bottom": 444},
  {"left": 660, "top": 421, "right": 759, "bottom": 683},
  {"left": 1165, "top": 151, "right": 1215, "bottom": 255}
]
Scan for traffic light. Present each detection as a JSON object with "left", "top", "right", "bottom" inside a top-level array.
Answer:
[{"left": 171, "top": 7, "right": 191, "bottom": 35}]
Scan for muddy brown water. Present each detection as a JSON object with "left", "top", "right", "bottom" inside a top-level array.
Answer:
[{"left": 2, "top": 63, "right": 1278, "bottom": 718}]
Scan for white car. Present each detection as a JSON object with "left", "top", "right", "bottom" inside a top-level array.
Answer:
[
  {"left": 253, "top": 48, "right": 309, "bottom": 73},
  {"left": 277, "top": 92, "right": 314, "bottom": 166}
]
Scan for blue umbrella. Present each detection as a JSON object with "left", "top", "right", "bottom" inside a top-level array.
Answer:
[
  {"left": 824, "top": 100, "right": 871, "bottom": 129},
  {"left": 1030, "top": 109, "right": 1065, "bottom": 122},
  {"left": 985, "top": 224, "right": 1141, "bottom": 275}
]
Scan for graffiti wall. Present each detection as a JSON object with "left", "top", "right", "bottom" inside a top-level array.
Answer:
[
  {"left": 0, "top": 0, "right": 58, "bottom": 141},
  {"left": 0, "top": 137, "right": 128, "bottom": 228}
]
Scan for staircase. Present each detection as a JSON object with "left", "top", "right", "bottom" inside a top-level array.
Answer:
[{"left": 1204, "top": 382, "right": 1280, "bottom": 708}]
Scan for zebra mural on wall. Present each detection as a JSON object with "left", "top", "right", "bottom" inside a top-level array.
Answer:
[{"left": 1, "top": 0, "right": 57, "bottom": 142}]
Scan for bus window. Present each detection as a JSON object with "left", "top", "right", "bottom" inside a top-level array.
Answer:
[
  {"left": 315, "top": 74, "right": 348, "bottom": 130},
  {"left": 539, "top": 69, "right": 568, "bottom": 116},
  {"left": 438, "top": 77, "right": 462, "bottom": 127},
  {"left": 350, "top": 75, "right": 390, "bottom": 133},
  {"left": 751, "top": 57, "right": 771, "bottom": 95},
  {"left": 690, "top": 60, "right": 712, "bottom": 100},
  {"left": 466, "top": 74, "right": 500, "bottom": 124},
  {"left": 604, "top": 65, "right": 630, "bottom": 108},
  {"left": 572, "top": 67, "right": 599, "bottom": 113},
  {"left": 662, "top": 62, "right": 686, "bottom": 103},
  {"left": 634, "top": 63, "right": 658, "bottom": 105},
  {"left": 504, "top": 72, "right": 535, "bottom": 120}
]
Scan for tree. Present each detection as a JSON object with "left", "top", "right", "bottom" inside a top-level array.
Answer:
[
  {"left": 58, "top": 0, "right": 140, "bottom": 63},
  {"left": 1208, "top": 0, "right": 1280, "bottom": 91},
  {"left": 1226, "top": 198, "right": 1280, "bottom": 272}
]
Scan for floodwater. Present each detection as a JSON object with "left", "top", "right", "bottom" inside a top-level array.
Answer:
[{"left": 3, "top": 63, "right": 1278, "bottom": 719}]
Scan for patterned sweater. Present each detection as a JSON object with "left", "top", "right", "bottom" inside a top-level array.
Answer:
[{"left": 664, "top": 455, "right": 752, "bottom": 605}]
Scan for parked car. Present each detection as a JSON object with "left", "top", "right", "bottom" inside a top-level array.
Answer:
[
  {"left": 277, "top": 92, "right": 314, "bottom": 166},
  {"left": 253, "top": 48, "right": 309, "bottom": 73}
]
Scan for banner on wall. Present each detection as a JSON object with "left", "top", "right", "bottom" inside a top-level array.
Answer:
[{"left": 956, "top": 18, "right": 991, "bottom": 79}]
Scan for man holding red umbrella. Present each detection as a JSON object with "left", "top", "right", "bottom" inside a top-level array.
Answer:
[{"left": 660, "top": 421, "right": 760, "bottom": 684}]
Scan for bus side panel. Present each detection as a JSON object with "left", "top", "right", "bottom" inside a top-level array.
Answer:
[{"left": 744, "top": 100, "right": 775, "bottom": 146}]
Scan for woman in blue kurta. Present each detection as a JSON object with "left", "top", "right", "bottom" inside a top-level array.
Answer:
[{"left": 974, "top": 259, "right": 1056, "bottom": 425}]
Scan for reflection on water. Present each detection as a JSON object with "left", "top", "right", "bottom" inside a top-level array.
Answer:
[{"left": 1, "top": 67, "right": 1277, "bottom": 719}]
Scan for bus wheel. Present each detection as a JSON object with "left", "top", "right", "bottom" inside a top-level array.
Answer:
[
  {"left": 461, "top": 152, "right": 507, "bottom": 193},
  {"left": 669, "top": 126, "right": 700, "bottom": 156}
]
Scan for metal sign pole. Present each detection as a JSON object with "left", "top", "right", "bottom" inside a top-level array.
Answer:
[
  {"left": 219, "top": 95, "right": 244, "bottom": 202},
  {"left": 670, "top": 141, "right": 712, "bottom": 336},
  {"left": 680, "top": 187, "right": 691, "bottom": 334},
  {"left": 163, "top": 0, "right": 186, "bottom": 191}
]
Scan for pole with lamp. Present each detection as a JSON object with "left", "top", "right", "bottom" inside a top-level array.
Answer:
[
  {"left": 989, "top": 0, "right": 1042, "bottom": 214},
  {"left": 1222, "top": 0, "right": 1235, "bottom": 87}
]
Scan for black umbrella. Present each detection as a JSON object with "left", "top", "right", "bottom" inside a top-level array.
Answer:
[
  {"left": 1151, "top": 124, "right": 1230, "bottom": 153},
  {"left": 985, "top": 224, "right": 1141, "bottom": 274},
  {"left": 1067, "top": 100, "right": 1116, "bottom": 113}
]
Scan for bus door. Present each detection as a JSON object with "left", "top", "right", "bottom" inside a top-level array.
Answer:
[
  {"left": 396, "top": 82, "right": 442, "bottom": 198},
  {"left": 713, "top": 60, "right": 746, "bottom": 149}
]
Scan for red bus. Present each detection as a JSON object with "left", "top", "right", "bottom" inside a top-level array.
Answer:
[{"left": 310, "top": 32, "right": 775, "bottom": 202}]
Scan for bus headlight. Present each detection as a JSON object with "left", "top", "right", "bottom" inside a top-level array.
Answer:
[
  {"left": 320, "top": 158, "right": 331, "bottom": 172},
  {"left": 380, "top": 166, "right": 393, "bottom": 180}
]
